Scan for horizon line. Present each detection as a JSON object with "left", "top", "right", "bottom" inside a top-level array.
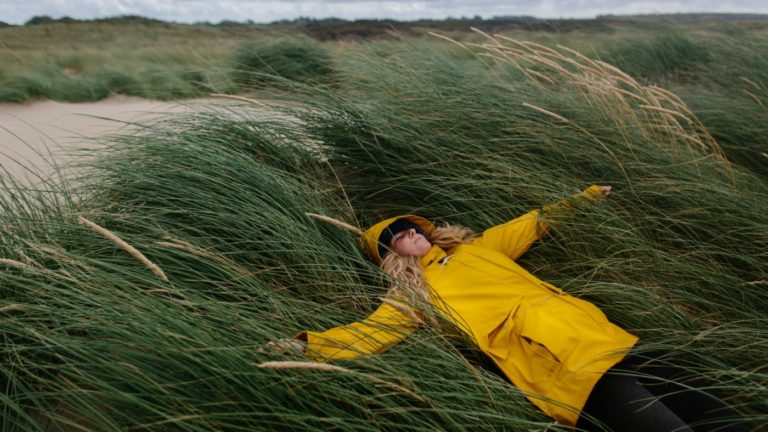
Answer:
[{"left": 4, "top": 11, "right": 768, "bottom": 27}]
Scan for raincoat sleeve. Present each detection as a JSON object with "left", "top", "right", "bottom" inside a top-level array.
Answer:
[
  {"left": 471, "top": 185, "right": 603, "bottom": 260},
  {"left": 295, "top": 296, "right": 421, "bottom": 362}
]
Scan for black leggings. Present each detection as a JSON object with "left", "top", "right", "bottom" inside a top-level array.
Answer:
[{"left": 576, "top": 354, "right": 750, "bottom": 432}]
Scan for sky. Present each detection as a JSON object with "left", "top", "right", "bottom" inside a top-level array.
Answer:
[{"left": 2, "top": 0, "right": 767, "bottom": 25}]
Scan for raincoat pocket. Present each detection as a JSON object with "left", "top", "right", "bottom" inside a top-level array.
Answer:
[
  {"left": 513, "top": 306, "right": 562, "bottom": 391},
  {"left": 516, "top": 301, "right": 581, "bottom": 366},
  {"left": 487, "top": 303, "right": 569, "bottom": 394},
  {"left": 486, "top": 306, "right": 517, "bottom": 359}
]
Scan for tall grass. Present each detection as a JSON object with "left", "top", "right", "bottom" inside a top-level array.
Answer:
[
  {"left": 599, "top": 29, "right": 711, "bottom": 82},
  {"left": 1, "top": 105, "right": 555, "bottom": 430},
  {"left": 579, "top": 21, "right": 768, "bottom": 177},
  {"left": 1, "top": 29, "right": 766, "bottom": 431}
]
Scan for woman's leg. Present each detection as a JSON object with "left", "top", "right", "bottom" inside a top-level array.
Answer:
[
  {"left": 626, "top": 355, "right": 750, "bottom": 432},
  {"left": 577, "top": 370, "right": 693, "bottom": 432}
]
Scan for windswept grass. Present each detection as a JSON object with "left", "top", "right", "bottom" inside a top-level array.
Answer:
[
  {"left": 599, "top": 29, "right": 712, "bottom": 82},
  {"left": 1, "top": 26, "right": 767, "bottom": 431}
]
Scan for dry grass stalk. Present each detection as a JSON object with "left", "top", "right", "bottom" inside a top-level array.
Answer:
[
  {"left": 16, "top": 249, "right": 38, "bottom": 266},
  {"left": 646, "top": 86, "right": 695, "bottom": 116},
  {"left": 426, "top": 32, "right": 467, "bottom": 49},
  {"left": 258, "top": 361, "right": 347, "bottom": 372},
  {"left": 495, "top": 45, "right": 528, "bottom": 59},
  {"left": 647, "top": 85, "right": 685, "bottom": 104},
  {"left": 0, "top": 304, "right": 27, "bottom": 313},
  {"left": 679, "top": 133, "right": 711, "bottom": 148},
  {"left": 527, "top": 55, "right": 577, "bottom": 79},
  {"left": 521, "top": 40, "right": 564, "bottom": 59},
  {"left": 572, "top": 79, "right": 619, "bottom": 98},
  {"left": 662, "top": 117, "right": 693, "bottom": 145},
  {"left": 467, "top": 42, "right": 510, "bottom": 61},
  {"left": 477, "top": 51, "right": 511, "bottom": 66},
  {"left": 578, "top": 64, "right": 615, "bottom": 83},
  {"left": 556, "top": 44, "right": 603, "bottom": 70},
  {"left": 743, "top": 90, "right": 766, "bottom": 108},
  {"left": 155, "top": 239, "right": 204, "bottom": 255},
  {"left": 594, "top": 60, "right": 641, "bottom": 88},
  {"left": 558, "top": 56, "right": 594, "bottom": 76},
  {"left": 739, "top": 76, "right": 762, "bottom": 90},
  {"left": 2, "top": 252, "right": 78, "bottom": 282},
  {"left": 484, "top": 46, "right": 516, "bottom": 65},
  {"left": 526, "top": 69, "right": 557, "bottom": 85},
  {"left": 305, "top": 212, "right": 363, "bottom": 236},
  {"left": 639, "top": 104, "right": 691, "bottom": 121},
  {"left": 494, "top": 36, "right": 536, "bottom": 55},
  {"left": 78, "top": 216, "right": 168, "bottom": 281},
  {"left": 210, "top": 93, "right": 267, "bottom": 107},
  {"left": 493, "top": 34, "right": 520, "bottom": 45},
  {"left": 365, "top": 375, "right": 426, "bottom": 403},
  {"left": 156, "top": 236, "right": 251, "bottom": 276},
  {"left": 380, "top": 297, "right": 424, "bottom": 325},
  {"left": 476, "top": 41, "right": 506, "bottom": 52},
  {"left": 522, "top": 102, "right": 572, "bottom": 124},
  {"left": 469, "top": 26, "right": 495, "bottom": 42},
  {"left": 611, "top": 87, "right": 651, "bottom": 105},
  {"left": 0, "top": 258, "right": 29, "bottom": 269}
]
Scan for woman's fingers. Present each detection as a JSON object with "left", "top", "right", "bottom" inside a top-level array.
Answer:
[{"left": 597, "top": 185, "right": 612, "bottom": 199}]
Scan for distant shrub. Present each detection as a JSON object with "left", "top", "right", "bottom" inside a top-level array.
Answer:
[
  {"left": 231, "top": 36, "right": 336, "bottom": 87},
  {"left": 0, "top": 73, "right": 52, "bottom": 102},
  {"left": 0, "top": 81, "right": 31, "bottom": 102},
  {"left": 25, "top": 15, "right": 56, "bottom": 26},
  {"left": 139, "top": 67, "right": 199, "bottom": 99},
  {"left": 49, "top": 76, "right": 111, "bottom": 101},
  {"left": 96, "top": 69, "right": 141, "bottom": 95},
  {"left": 0, "top": 65, "right": 115, "bottom": 102}
]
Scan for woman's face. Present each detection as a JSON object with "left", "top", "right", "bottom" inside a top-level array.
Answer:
[{"left": 390, "top": 228, "right": 432, "bottom": 258}]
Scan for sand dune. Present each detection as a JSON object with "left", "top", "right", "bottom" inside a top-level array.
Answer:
[{"left": 0, "top": 97, "right": 208, "bottom": 186}]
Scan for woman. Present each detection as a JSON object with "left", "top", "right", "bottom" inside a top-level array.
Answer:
[{"left": 271, "top": 186, "right": 746, "bottom": 431}]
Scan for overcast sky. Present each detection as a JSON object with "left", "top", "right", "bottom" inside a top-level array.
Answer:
[{"left": 2, "top": 1, "right": 767, "bottom": 25}]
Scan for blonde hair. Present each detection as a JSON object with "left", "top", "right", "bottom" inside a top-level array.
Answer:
[{"left": 380, "top": 223, "right": 475, "bottom": 307}]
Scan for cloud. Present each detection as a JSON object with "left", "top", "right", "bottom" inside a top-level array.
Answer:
[{"left": 1, "top": 0, "right": 766, "bottom": 25}]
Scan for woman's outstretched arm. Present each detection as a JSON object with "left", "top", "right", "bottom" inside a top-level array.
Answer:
[
  {"left": 291, "top": 294, "right": 421, "bottom": 362},
  {"left": 471, "top": 185, "right": 610, "bottom": 260}
]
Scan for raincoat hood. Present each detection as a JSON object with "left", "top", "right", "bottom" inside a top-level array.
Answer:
[{"left": 360, "top": 214, "right": 436, "bottom": 264}]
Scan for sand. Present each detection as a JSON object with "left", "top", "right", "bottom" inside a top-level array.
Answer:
[{"left": 0, "top": 96, "right": 209, "bottom": 186}]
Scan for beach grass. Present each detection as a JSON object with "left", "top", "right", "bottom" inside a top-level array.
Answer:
[{"left": 1, "top": 17, "right": 767, "bottom": 431}]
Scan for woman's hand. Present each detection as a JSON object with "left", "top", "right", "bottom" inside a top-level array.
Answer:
[
  {"left": 596, "top": 185, "right": 612, "bottom": 201},
  {"left": 258, "top": 338, "right": 306, "bottom": 355},
  {"left": 576, "top": 185, "right": 612, "bottom": 204}
]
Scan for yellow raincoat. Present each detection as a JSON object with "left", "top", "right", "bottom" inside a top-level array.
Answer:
[{"left": 300, "top": 186, "right": 638, "bottom": 425}]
